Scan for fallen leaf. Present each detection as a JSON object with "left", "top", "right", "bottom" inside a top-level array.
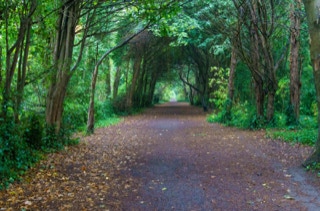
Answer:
[{"left": 283, "top": 195, "right": 294, "bottom": 200}]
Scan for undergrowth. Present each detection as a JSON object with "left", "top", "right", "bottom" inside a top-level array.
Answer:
[
  {"left": 208, "top": 103, "right": 318, "bottom": 146},
  {"left": 0, "top": 114, "right": 80, "bottom": 190},
  {"left": 0, "top": 99, "right": 122, "bottom": 190}
]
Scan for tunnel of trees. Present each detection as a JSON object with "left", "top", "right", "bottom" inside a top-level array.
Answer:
[{"left": 1, "top": 0, "right": 320, "bottom": 186}]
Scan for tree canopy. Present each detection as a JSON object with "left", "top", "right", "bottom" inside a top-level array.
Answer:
[{"left": 1, "top": 0, "right": 320, "bottom": 188}]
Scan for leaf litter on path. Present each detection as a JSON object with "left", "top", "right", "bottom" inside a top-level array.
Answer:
[{"left": 1, "top": 102, "right": 320, "bottom": 210}]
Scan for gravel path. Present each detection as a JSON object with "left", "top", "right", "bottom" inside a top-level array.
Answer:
[{"left": 1, "top": 102, "right": 320, "bottom": 210}]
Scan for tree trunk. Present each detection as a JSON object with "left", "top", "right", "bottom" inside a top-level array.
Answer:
[
  {"left": 249, "top": 0, "right": 265, "bottom": 119},
  {"left": 225, "top": 45, "right": 237, "bottom": 121},
  {"left": 126, "top": 56, "right": 142, "bottom": 109},
  {"left": 87, "top": 64, "right": 99, "bottom": 134},
  {"left": 46, "top": 73, "right": 72, "bottom": 132},
  {"left": 87, "top": 27, "right": 148, "bottom": 133},
  {"left": 14, "top": 17, "right": 32, "bottom": 123},
  {"left": 105, "top": 59, "right": 111, "bottom": 98},
  {"left": 45, "top": 0, "right": 81, "bottom": 133},
  {"left": 2, "top": 0, "right": 37, "bottom": 122},
  {"left": 113, "top": 66, "right": 121, "bottom": 99},
  {"left": 253, "top": 75, "right": 265, "bottom": 117},
  {"left": 289, "top": 0, "right": 302, "bottom": 124},
  {"left": 266, "top": 91, "right": 275, "bottom": 121},
  {"left": 302, "top": 0, "right": 320, "bottom": 165}
]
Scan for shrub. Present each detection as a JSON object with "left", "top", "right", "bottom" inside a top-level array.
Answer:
[
  {"left": 63, "top": 102, "right": 87, "bottom": 130},
  {"left": 0, "top": 120, "right": 39, "bottom": 189},
  {"left": 112, "top": 94, "right": 128, "bottom": 114},
  {"left": 23, "top": 113, "right": 43, "bottom": 149}
]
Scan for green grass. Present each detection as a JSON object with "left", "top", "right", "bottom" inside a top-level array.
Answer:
[
  {"left": 95, "top": 117, "right": 122, "bottom": 128},
  {"left": 208, "top": 103, "right": 318, "bottom": 146},
  {"left": 266, "top": 115, "right": 317, "bottom": 146},
  {"left": 266, "top": 128, "right": 317, "bottom": 146}
]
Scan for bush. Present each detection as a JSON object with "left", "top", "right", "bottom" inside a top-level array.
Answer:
[
  {"left": 112, "top": 94, "right": 128, "bottom": 114},
  {"left": 63, "top": 102, "right": 87, "bottom": 130},
  {"left": 0, "top": 113, "right": 79, "bottom": 189},
  {"left": 266, "top": 128, "right": 317, "bottom": 146},
  {"left": 0, "top": 120, "right": 40, "bottom": 189},
  {"left": 42, "top": 124, "right": 79, "bottom": 152},
  {"left": 23, "top": 113, "right": 43, "bottom": 149},
  {"left": 285, "top": 104, "right": 299, "bottom": 126},
  {"left": 96, "top": 99, "right": 115, "bottom": 120},
  {"left": 208, "top": 102, "right": 255, "bottom": 128}
]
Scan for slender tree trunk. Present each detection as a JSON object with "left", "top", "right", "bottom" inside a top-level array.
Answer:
[
  {"left": 136, "top": 58, "right": 147, "bottom": 107},
  {"left": 105, "top": 59, "right": 111, "bottom": 98},
  {"left": 266, "top": 91, "right": 276, "bottom": 121},
  {"left": 45, "top": 0, "right": 81, "bottom": 133},
  {"left": 302, "top": 0, "right": 320, "bottom": 165},
  {"left": 87, "top": 65, "right": 99, "bottom": 134},
  {"left": 113, "top": 66, "right": 121, "bottom": 99},
  {"left": 289, "top": 0, "right": 302, "bottom": 124},
  {"left": 148, "top": 74, "right": 157, "bottom": 105},
  {"left": 14, "top": 18, "right": 32, "bottom": 123},
  {"left": 262, "top": 38, "right": 277, "bottom": 122},
  {"left": 253, "top": 75, "right": 265, "bottom": 117},
  {"left": 2, "top": 1, "right": 36, "bottom": 121},
  {"left": 126, "top": 55, "right": 142, "bottom": 109},
  {"left": 3, "top": 19, "right": 25, "bottom": 121},
  {"left": 225, "top": 45, "right": 237, "bottom": 121},
  {"left": 189, "top": 86, "right": 195, "bottom": 105},
  {"left": 87, "top": 27, "right": 148, "bottom": 133},
  {"left": 249, "top": 0, "right": 266, "bottom": 119}
]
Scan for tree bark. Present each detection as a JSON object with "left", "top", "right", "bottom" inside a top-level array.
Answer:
[
  {"left": 105, "top": 59, "right": 111, "bottom": 98},
  {"left": 224, "top": 45, "right": 237, "bottom": 121},
  {"left": 233, "top": 0, "right": 285, "bottom": 123},
  {"left": 289, "top": 0, "right": 302, "bottom": 124},
  {"left": 253, "top": 74, "right": 265, "bottom": 117},
  {"left": 113, "top": 66, "right": 121, "bottom": 99},
  {"left": 2, "top": 0, "right": 37, "bottom": 122},
  {"left": 302, "top": 0, "right": 320, "bottom": 165},
  {"left": 87, "top": 27, "right": 148, "bottom": 133},
  {"left": 15, "top": 15, "right": 33, "bottom": 123},
  {"left": 126, "top": 55, "right": 142, "bottom": 109},
  {"left": 45, "top": 0, "right": 82, "bottom": 133}
]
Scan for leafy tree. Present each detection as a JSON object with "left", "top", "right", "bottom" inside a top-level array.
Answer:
[
  {"left": 232, "top": 0, "right": 289, "bottom": 124},
  {"left": 1, "top": 0, "right": 37, "bottom": 122},
  {"left": 288, "top": 0, "right": 303, "bottom": 125},
  {"left": 302, "top": 0, "right": 320, "bottom": 165}
]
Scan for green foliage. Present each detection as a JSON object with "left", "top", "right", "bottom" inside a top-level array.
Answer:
[
  {"left": 276, "top": 77, "right": 290, "bottom": 114},
  {"left": 0, "top": 120, "right": 41, "bottom": 190},
  {"left": 95, "top": 117, "right": 121, "bottom": 129},
  {"left": 23, "top": 113, "right": 44, "bottom": 150},
  {"left": 266, "top": 129, "right": 317, "bottom": 146},
  {"left": 266, "top": 115, "right": 317, "bottom": 146},
  {"left": 300, "top": 65, "right": 316, "bottom": 116},
  {"left": 305, "top": 162, "right": 320, "bottom": 174},
  {"left": 208, "top": 102, "right": 258, "bottom": 129},
  {"left": 285, "top": 104, "right": 298, "bottom": 126},
  {"left": 112, "top": 94, "right": 128, "bottom": 114},
  {"left": 209, "top": 66, "right": 229, "bottom": 110},
  {"left": 42, "top": 124, "right": 79, "bottom": 153},
  {"left": 63, "top": 102, "right": 87, "bottom": 131},
  {"left": 233, "top": 63, "right": 253, "bottom": 103}
]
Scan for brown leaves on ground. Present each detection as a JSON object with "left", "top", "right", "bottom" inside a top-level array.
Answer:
[{"left": 1, "top": 102, "right": 320, "bottom": 210}]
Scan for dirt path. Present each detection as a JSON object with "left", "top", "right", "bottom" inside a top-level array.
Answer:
[{"left": 1, "top": 102, "right": 320, "bottom": 210}]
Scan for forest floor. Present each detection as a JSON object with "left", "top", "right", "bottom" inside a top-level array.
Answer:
[{"left": 1, "top": 102, "right": 320, "bottom": 210}]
